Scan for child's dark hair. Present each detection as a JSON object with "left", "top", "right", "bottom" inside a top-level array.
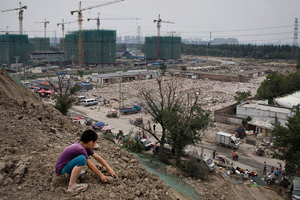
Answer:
[{"left": 80, "top": 130, "right": 98, "bottom": 143}]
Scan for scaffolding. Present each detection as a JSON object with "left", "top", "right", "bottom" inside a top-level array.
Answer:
[
  {"left": 0, "top": 34, "right": 28, "bottom": 64},
  {"left": 144, "top": 36, "right": 181, "bottom": 60},
  {"left": 28, "top": 37, "right": 50, "bottom": 52},
  {"left": 65, "top": 30, "right": 116, "bottom": 65}
]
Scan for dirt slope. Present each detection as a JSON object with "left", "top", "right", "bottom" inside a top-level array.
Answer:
[{"left": 0, "top": 69, "right": 177, "bottom": 200}]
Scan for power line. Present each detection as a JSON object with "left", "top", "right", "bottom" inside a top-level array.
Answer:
[{"left": 177, "top": 25, "right": 294, "bottom": 33}]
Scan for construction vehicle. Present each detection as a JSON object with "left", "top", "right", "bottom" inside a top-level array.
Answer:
[
  {"left": 1, "top": 2, "right": 27, "bottom": 35},
  {"left": 119, "top": 105, "right": 141, "bottom": 114},
  {"left": 70, "top": 0, "right": 124, "bottom": 69}
]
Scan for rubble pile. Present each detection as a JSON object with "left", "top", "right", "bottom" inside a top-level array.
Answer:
[
  {"left": 88, "top": 74, "right": 263, "bottom": 113},
  {"left": 0, "top": 69, "right": 176, "bottom": 200}
]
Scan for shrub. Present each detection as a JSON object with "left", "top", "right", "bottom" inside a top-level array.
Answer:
[{"left": 179, "top": 158, "right": 208, "bottom": 180}]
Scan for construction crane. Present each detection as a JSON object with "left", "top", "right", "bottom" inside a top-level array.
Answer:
[
  {"left": 57, "top": 19, "right": 77, "bottom": 52},
  {"left": 1, "top": 2, "right": 27, "bottom": 35},
  {"left": 70, "top": 0, "right": 124, "bottom": 69},
  {"left": 35, "top": 18, "right": 50, "bottom": 38},
  {"left": 87, "top": 12, "right": 141, "bottom": 30},
  {"left": 153, "top": 14, "right": 174, "bottom": 60}
]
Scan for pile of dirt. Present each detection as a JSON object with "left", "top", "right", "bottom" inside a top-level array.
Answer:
[{"left": 0, "top": 69, "right": 177, "bottom": 200}]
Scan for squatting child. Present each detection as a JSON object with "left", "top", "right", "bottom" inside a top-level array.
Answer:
[{"left": 55, "top": 129, "right": 117, "bottom": 194}]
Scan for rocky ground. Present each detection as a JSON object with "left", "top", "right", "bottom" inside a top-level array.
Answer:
[
  {"left": 0, "top": 68, "right": 182, "bottom": 200},
  {"left": 0, "top": 65, "right": 289, "bottom": 200}
]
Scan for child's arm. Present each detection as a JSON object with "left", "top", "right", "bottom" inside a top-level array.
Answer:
[
  {"left": 92, "top": 153, "right": 117, "bottom": 178},
  {"left": 86, "top": 158, "right": 108, "bottom": 182}
]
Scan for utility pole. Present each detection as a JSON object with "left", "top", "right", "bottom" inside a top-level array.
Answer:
[
  {"left": 137, "top": 23, "right": 142, "bottom": 51},
  {"left": 293, "top": 18, "right": 299, "bottom": 57},
  {"left": 14, "top": 56, "right": 20, "bottom": 80},
  {"left": 118, "top": 71, "right": 122, "bottom": 109}
]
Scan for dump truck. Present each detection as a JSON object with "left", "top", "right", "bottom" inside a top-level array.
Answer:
[
  {"left": 119, "top": 105, "right": 141, "bottom": 114},
  {"left": 216, "top": 132, "right": 240, "bottom": 149}
]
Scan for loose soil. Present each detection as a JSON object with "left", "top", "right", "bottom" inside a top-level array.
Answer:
[{"left": 0, "top": 68, "right": 288, "bottom": 200}]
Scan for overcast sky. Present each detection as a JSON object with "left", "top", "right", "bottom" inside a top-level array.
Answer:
[{"left": 1, "top": 0, "right": 300, "bottom": 44}]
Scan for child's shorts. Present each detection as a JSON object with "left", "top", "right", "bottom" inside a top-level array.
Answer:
[{"left": 61, "top": 155, "right": 87, "bottom": 175}]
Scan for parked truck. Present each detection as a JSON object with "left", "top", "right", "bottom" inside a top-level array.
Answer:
[
  {"left": 216, "top": 132, "right": 240, "bottom": 149},
  {"left": 119, "top": 105, "right": 141, "bottom": 114}
]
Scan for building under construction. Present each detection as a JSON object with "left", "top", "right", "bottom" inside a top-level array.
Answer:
[
  {"left": 144, "top": 36, "right": 181, "bottom": 60},
  {"left": 0, "top": 34, "right": 28, "bottom": 65},
  {"left": 28, "top": 38, "right": 50, "bottom": 52},
  {"left": 64, "top": 30, "right": 116, "bottom": 66}
]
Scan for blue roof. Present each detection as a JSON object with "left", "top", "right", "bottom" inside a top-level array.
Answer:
[{"left": 79, "top": 83, "right": 92, "bottom": 86}]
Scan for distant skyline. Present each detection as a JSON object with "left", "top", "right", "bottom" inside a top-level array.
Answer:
[{"left": 0, "top": 0, "right": 299, "bottom": 45}]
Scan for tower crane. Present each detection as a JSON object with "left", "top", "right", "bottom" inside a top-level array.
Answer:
[
  {"left": 153, "top": 14, "right": 174, "bottom": 60},
  {"left": 1, "top": 2, "right": 27, "bottom": 35},
  {"left": 57, "top": 19, "right": 77, "bottom": 52},
  {"left": 70, "top": 0, "right": 124, "bottom": 69},
  {"left": 35, "top": 18, "right": 50, "bottom": 38},
  {"left": 87, "top": 13, "right": 141, "bottom": 30}
]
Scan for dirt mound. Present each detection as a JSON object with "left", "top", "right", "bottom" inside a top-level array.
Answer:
[{"left": 0, "top": 69, "right": 176, "bottom": 200}]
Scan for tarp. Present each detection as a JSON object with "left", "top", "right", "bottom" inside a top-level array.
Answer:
[
  {"left": 236, "top": 127, "right": 246, "bottom": 139},
  {"left": 37, "top": 89, "right": 48, "bottom": 93},
  {"left": 74, "top": 116, "right": 83, "bottom": 120},
  {"left": 102, "top": 125, "right": 114, "bottom": 131},
  {"left": 95, "top": 121, "right": 105, "bottom": 127},
  {"left": 45, "top": 89, "right": 55, "bottom": 94}
]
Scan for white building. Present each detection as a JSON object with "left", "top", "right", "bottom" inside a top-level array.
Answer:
[{"left": 236, "top": 101, "right": 293, "bottom": 125}]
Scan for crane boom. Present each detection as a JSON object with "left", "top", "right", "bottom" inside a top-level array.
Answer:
[
  {"left": 35, "top": 19, "right": 50, "bottom": 38},
  {"left": 70, "top": 0, "right": 125, "bottom": 69},
  {"left": 101, "top": 18, "right": 141, "bottom": 20},
  {"left": 153, "top": 14, "right": 175, "bottom": 60},
  {"left": 88, "top": 13, "right": 141, "bottom": 30},
  {"left": 1, "top": 2, "right": 27, "bottom": 34}
]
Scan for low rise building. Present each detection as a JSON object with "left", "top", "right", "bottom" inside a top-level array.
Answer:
[{"left": 90, "top": 70, "right": 160, "bottom": 84}]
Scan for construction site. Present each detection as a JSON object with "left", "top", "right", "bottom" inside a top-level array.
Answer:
[
  {"left": 0, "top": 1, "right": 299, "bottom": 200},
  {"left": 0, "top": 1, "right": 181, "bottom": 69}
]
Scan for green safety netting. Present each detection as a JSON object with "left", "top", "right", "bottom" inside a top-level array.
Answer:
[
  {"left": 145, "top": 36, "right": 181, "bottom": 60},
  {"left": 136, "top": 154, "right": 201, "bottom": 200},
  {"left": 64, "top": 30, "right": 116, "bottom": 64}
]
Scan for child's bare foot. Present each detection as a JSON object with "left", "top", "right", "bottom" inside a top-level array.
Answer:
[{"left": 68, "top": 183, "right": 88, "bottom": 195}]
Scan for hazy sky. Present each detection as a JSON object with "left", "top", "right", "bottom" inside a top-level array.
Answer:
[{"left": 1, "top": 0, "right": 300, "bottom": 44}]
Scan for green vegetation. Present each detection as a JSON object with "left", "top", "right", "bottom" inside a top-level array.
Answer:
[
  {"left": 255, "top": 71, "right": 300, "bottom": 103},
  {"left": 179, "top": 158, "right": 208, "bottom": 180},
  {"left": 242, "top": 116, "right": 252, "bottom": 126},
  {"left": 101, "top": 134, "right": 116, "bottom": 144},
  {"left": 272, "top": 110, "right": 300, "bottom": 175},
  {"left": 182, "top": 43, "right": 299, "bottom": 59},
  {"left": 165, "top": 101, "right": 211, "bottom": 165},
  {"left": 296, "top": 54, "right": 300, "bottom": 69},
  {"left": 46, "top": 74, "right": 80, "bottom": 115},
  {"left": 138, "top": 77, "right": 211, "bottom": 163},
  {"left": 234, "top": 90, "right": 251, "bottom": 104}
]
